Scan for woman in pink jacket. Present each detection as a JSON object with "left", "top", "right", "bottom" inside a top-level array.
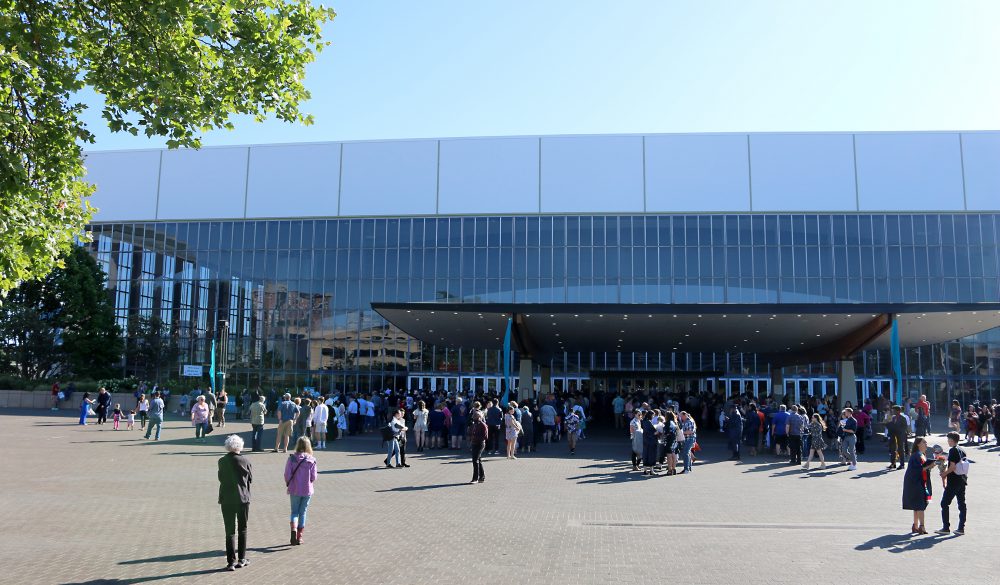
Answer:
[{"left": 284, "top": 436, "right": 318, "bottom": 545}]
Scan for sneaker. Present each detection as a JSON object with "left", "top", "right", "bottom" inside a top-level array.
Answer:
[
  {"left": 236, "top": 559, "right": 249, "bottom": 568},
  {"left": 848, "top": 465, "right": 857, "bottom": 471},
  {"left": 954, "top": 529, "right": 965, "bottom": 535},
  {"left": 225, "top": 564, "right": 236, "bottom": 572},
  {"left": 934, "top": 528, "right": 950, "bottom": 534}
]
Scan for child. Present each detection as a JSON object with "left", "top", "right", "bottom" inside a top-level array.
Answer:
[
  {"left": 179, "top": 393, "right": 189, "bottom": 416},
  {"left": 112, "top": 404, "right": 123, "bottom": 431},
  {"left": 126, "top": 408, "right": 136, "bottom": 431}
]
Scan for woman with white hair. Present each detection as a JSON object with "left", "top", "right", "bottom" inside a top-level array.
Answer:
[
  {"left": 218, "top": 435, "right": 253, "bottom": 571},
  {"left": 191, "top": 395, "right": 211, "bottom": 442}
]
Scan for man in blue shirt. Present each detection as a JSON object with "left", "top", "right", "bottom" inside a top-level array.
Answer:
[
  {"left": 275, "top": 393, "right": 299, "bottom": 453},
  {"left": 785, "top": 405, "right": 807, "bottom": 465},
  {"left": 772, "top": 405, "right": 789, "bottom": 456},
  {"left": 612, "top": 394, "right": 626, "bottom": 430}
]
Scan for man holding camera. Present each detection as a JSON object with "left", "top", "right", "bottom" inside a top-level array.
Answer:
[{"left": 935, "top": 432, "right": 968, "bottom": 536}]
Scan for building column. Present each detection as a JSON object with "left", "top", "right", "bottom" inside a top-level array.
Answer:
[
  {"left": 540, "top": 365, "right": 552, "bottom": 397},
  {"left": 770, "top": 367, "right": 784, "bottom": 399},
  {"left": 838, "top": 360, "right": 858, "bottom": 411},
  {"left": 518, "top": 358, "right": 534, "bottom": 400}
]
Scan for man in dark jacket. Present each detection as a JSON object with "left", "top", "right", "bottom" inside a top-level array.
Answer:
[
  {"left": 886, "top": 405, "right": 908, "bottom": 470},
  {"left": 469, "top": 411, "right": 489, "bottom": 483},
  {"left": 725, "top": 405, "right": 744, "bottom": 460},
  {"left": 218, "top": 435, "right": 253, "bottom": 571}
]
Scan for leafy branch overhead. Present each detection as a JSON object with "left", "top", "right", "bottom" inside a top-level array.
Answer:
[{"left": 0, "top": 0, "right": 336, "bottom": 291}]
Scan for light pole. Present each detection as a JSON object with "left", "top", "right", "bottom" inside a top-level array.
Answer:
[{"left": 218, "top": 319, "right": 229, "bottom": 394}]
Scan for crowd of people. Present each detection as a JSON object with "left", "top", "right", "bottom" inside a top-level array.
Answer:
[{"left": 62, "top": 381, "right": 997, "bottom": 570}]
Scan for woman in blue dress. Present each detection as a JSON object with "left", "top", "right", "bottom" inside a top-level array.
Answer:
[
  {"left": 79, "top": 392, "right": 94, "bottom": 425},
  {"left": 901, "top": 437, "right": 936, "bottom": 534}
]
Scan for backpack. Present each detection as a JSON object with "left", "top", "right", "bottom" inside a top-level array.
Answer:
[
  {"left": 380, "top": 424, "right": 395, "bottom": 442},
  {"left": 954, "top": 449, "right": 970, "bottom": 476}
]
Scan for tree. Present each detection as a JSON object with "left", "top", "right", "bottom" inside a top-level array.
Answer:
[
  {"left": 1, "top": 1, "right": 335, "bottom": 292},
  {"left": 52, "top": 245, "right": 123, "bottom": 378},
  {"left": 0, "top": 279, "right": 60, "bottom": 379},
  {"left": 0, "top": 245, "right": 123, "bottom": 379}
]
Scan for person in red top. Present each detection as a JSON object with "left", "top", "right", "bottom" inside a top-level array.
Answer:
[
  {"left": 916, "top": 395, "right": 931, "bottom": 433},
  {"left": 853, "top": 407, "right": 871, "bottom": 455},
  {"left": 51, "top": 381, "right": 61, "bottom": 411}
]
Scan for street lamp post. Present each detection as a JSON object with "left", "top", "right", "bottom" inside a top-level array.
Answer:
[{"left": 218, "top": 319, "right": 229, "bottom": 394}]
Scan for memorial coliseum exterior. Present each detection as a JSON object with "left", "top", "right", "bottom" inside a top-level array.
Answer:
[{"left": 83, "top": 131, "right": 1000, "bottom": 409}]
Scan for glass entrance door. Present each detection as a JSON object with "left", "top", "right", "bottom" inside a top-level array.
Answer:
[
  {"left": 719, "top": 377, "right": 770, "bottom": 399},
  {"left": 787, "top": 378, "right": 838, "bottom": 404}
]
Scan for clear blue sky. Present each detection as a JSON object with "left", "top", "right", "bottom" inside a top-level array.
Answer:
[{"left": 82, "top": 0, "right": 1000, "bottom": 150}]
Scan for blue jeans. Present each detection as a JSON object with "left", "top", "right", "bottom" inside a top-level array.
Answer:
[
  {"left": 289, "top": 494, "right": 312, "bottom": 528},
  {"left": 682, "top": 437, "right": 696, "bottom": 472},
  {"left": 145, "top": 415, "right": 163, "bottom": 439},
  {"left": 251, "top": 424, "right": 264, "bottom": 451},
  {"left": 195, "top": 422, "right": 208, "bottom": 439},
  {"left": 386, "top": 438, "right": 400, "bottom": 466}
]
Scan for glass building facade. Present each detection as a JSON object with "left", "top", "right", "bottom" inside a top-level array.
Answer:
[{"left": 87, "top": 212, "right": 1000, "bottom": 406}]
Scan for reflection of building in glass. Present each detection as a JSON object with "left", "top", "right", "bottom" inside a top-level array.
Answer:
[{"left": 83, "top": 132, "right": 1000, "bottom": 407}]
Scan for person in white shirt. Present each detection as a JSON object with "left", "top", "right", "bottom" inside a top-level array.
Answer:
[
  {"left": 313, "top": 399, "right": 330, "bottom": 448},
  {"left": 347, "top": 397, "right": 361, "bottom": 435}
]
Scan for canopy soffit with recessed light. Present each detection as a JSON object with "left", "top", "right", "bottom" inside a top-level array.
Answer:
[{"left": 371, "top": 302, "right": 1000, "bottom": 367}]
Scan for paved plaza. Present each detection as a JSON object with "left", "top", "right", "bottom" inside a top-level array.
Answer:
[{"left": 1, "top": 409, "right": 997, "bottom": 585}]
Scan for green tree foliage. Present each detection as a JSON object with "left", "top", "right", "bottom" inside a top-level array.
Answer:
[
  {"left": 0, "top": 279, "right": 60, "bottom": 379},
  {"left": 0, "top": 245, "right": 123, "bottom": 379},
  {"left": 54, "top": 245, "right": 123, "bottom": 378},
  {"left": 0, "top": 1, "right": 335, "bottom": 292}
]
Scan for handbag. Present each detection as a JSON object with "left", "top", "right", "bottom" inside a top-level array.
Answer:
[{"left": 205, "top": 422, "right": 215, "bottom": 435}]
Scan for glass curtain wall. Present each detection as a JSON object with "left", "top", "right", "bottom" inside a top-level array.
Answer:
[{"left": 87, "top": 213, "right": 1000, "bottom": 401}]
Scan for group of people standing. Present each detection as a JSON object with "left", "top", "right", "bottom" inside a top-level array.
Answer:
[{"left": 628, "top": 407, "right": 697, "bottom": 475}]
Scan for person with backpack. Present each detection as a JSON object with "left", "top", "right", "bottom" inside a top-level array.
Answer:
[{"left": 935, "top": 432, "right": 968, "bottom": 535}]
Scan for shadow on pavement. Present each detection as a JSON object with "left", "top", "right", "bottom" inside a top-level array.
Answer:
[
  {"left": 375, "top": 482, "right": 469, "bottom": 492},
  {"left": 855, "top": 532, "right": 957, "bottom": 552},
  {"left": 851, "top": 468, "right": 896, "bottom": 479},
  {"left": 60, "top": 567, "right": 222, "bottom": 584},
  {"left": 119, "top": 551, "right": 220, "bottom": 565}
]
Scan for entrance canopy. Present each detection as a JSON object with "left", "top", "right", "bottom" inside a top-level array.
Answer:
[{"left": 372, "top": 302, "right": 1000, "bottom": 366}]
